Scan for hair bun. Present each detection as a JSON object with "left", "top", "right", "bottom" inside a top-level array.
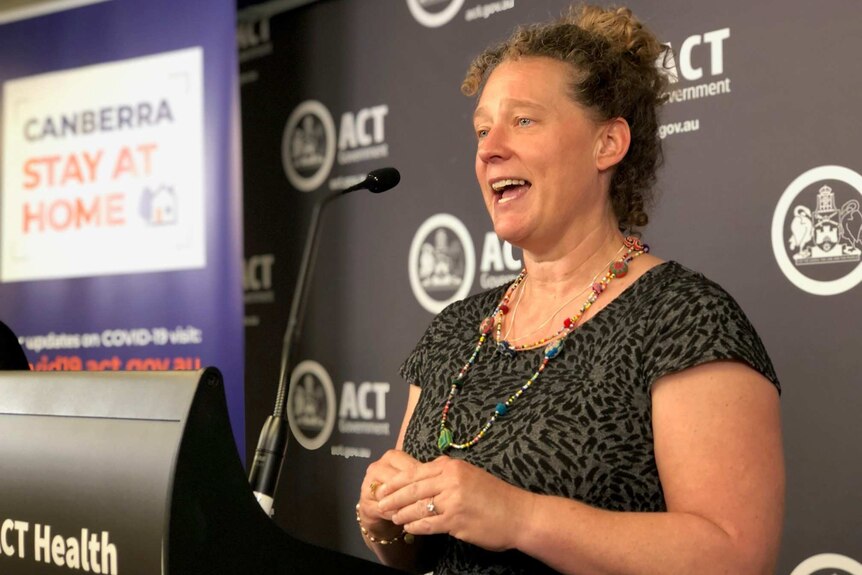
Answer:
[{"left": 569, "top": 4, "right": 665, "bottom": 69}]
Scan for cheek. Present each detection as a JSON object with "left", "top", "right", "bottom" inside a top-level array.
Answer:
[{"left": 475, "top": 157, "right": 491, "bottom": 196}]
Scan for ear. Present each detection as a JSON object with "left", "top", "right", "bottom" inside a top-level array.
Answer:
[{"left": 594, "top": 117, "right": 631, "bottom": 172}]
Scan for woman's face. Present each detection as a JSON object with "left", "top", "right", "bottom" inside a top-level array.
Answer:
[{"left": 473, "top": 57, "right": 609, "bottom": 255}]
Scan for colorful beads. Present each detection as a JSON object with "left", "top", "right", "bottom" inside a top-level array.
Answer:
[
  {"left": 435, "top": 238, "right": 645, "bottom": 452},
  {"left": 623, "top": 236, "right": 646, "bottom": 251},
  {"left": 544, "top": 339, "right": 564, "bottom": 359},
  {"left": 610, "top": 259, "right": 628, "bottom": 277},
  {"left": 437, "top": 427, "right": 453, "bottom": 452},
  {"left": 497, "top": 340, "right": 516, "bottom": 358}
]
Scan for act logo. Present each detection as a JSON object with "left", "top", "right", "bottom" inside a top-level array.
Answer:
[
  {"left": 790, "top": 553, "right": 862, "bottom": 575},
  {"left": 281, "top": 100, "right": 336, "bottom": 192},
  {"left": 478, "top": 230, "right": 521, "bottom": 289},
  {"left": 139, "top": 185, "right": 177, "bottom": 225},
  {"left": 662, "top": 27, "right": 732, "bottom": 105},
  {"left": 286, "top": 360, "right": 336, "bottom": 450},
  {"left": 406, "top": 0, "right": 465, "bottom": 28},
  {"left": 282, "top": 100, "right": 390, "bottom": 192},
  {"left": 338, "top": 381, "right": 391, "bottom": 436},
  {"left": 336, "top": 104, "right": 389, "bottom": 165},
  {"left": 772, "top": 165, "right": 862, "bottom": 295},
  {"left": 409, "top": 213, "right": 476, "bottom": 314},
  {"left": 663, "top": 28, "right": 730, "bottom": 83},
  {"left": 244, "top": 253, "right": 275, "bottom": 305}
]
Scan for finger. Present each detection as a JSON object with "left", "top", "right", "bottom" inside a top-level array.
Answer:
[
  {"left": 360, "top": 469, "right": 402, "bottom": 522},
  {"left": 402, "top": 513, "right": 447, "bottom": 536},
  {"left": 378, "top": 457, "right": 447, "bottom": 500},
  {"left": 392, "top": 495, "right": 443, "bottom": 527},
  {"left": 380, "top": 448, "right": 421, "bottom": 471},
  {"left": 362, "top": 469, "right": 394, "bottom": 499},
  {"left": 368, "top": 480, "right": 382, "bottom": 500},
  {"left": 379, "top": 475, "right": 440, "bottom": 516},
  {"left": 363, "top": 453, "right": 415, "bottom": 495},
  {"left": 360, "top": 487, "right": 401, "bottom": 524}
]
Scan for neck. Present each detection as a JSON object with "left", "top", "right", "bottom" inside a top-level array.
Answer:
[
  {"left": 497, "top": 230, "right": 646, "bottom": 351},
  {"left": 521, "top": 224, "right": 625, "bottom": 300}
]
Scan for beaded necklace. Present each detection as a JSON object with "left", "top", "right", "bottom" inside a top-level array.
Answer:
[
  {"left": 502, "top": 244, "right": 626, "bottom": 344},
  {"left": 436, "top": 236, "right": 648, "bottom": 453}
]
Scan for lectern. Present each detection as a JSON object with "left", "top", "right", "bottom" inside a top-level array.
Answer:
[{"left": 0, "top": 368, "right": 402, "bottom": 574}]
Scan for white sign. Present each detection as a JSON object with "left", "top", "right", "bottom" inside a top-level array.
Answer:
[{"left": 1, "top": 48, "right": 206, "bottom": 282}]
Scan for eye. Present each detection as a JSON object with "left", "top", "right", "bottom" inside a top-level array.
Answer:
[
  {"left": 476, "top": 127, "right": 489, "bottom": 139},
  {"left": 517, "top": 117, "right": 533, "bottom": 127}
]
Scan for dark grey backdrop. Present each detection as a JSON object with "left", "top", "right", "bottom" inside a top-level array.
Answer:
[{"left": 238, "top": 1, "right": 862, "bottom": 573}]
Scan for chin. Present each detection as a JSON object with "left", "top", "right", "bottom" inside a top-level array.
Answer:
[{"left": 491, "top": 222, "right": 528, "bottom": 247}]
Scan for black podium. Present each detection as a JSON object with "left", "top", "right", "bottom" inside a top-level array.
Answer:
[{"left": 0, "top": 368, "right": 403, "bottom": 574}]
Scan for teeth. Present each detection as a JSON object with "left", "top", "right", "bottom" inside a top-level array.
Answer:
[
  {"left": 491, "top": 178, "right": 526, "bottom": 192},
  {"left": 498, "top": 196, "right": 515, "bottom": 204}
]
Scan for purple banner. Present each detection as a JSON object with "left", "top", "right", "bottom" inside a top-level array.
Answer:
[{"left": 0, "top": 0, "right": 245, "bottom": 453}]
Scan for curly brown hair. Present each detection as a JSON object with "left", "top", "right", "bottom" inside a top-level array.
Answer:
[{"left": 462, "top": 4, "right": 670, "bottom": 231}]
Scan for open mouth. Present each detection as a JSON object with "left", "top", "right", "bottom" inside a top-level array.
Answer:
[{"left": 490, "top": 178, "right": 531, "bottom": 204}]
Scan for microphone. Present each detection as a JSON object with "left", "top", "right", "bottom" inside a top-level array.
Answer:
[
  {"left": 248, "top": 167, "right": 400, "bottom": 516},
  {"left": 343, "top": 167, "right": 400, "bottom": 194}
]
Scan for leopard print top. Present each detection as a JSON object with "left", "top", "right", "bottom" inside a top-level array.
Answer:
[{"left": 400, "top": 261, "right": 779, "bottom": 575}]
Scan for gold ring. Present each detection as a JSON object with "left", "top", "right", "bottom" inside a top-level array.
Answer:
[{"left": 370, "top": 481, "right": 380, "bottom": 497}]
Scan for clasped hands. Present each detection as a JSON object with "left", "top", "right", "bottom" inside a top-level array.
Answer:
[{"left": 359, "top": 449, "right": 533, "bottom": 552}]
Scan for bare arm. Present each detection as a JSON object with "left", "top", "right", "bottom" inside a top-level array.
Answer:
[
  {"left": 381, "top": 361, "right": 784, "bottom": 574},
  {"left": 358, "top": 384, "right": 440, "bottom": 573},
  {"left": 502, "top": 361, "right": 783, "bottom": 574},
  {"left": 394, "top": 385, "right": 421, "bottom": 452}
]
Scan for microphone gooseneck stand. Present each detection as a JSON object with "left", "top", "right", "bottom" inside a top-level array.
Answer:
[{"left": 248, "top": 168, "right": 401, "bottom": 515}]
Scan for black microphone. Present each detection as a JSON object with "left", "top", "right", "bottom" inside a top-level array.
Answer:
[
  {"left": 248, "top": 167, "right": 401, "bottom": 516},
  {"left": 343, "top": 167, "right": 400, "bottom": 194}
]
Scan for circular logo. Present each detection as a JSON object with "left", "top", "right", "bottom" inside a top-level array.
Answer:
[
  {"left": 286, "top": 360, "right": 336, "bottom": 450},
  {"left": 405, "top": 0, "right": 465, "bottom": 28},
  {"left": 772, "top": 165, "right": 862, "bottom": 295},
  {"left": 790, "top": 553, "right": 862, "bottom": 575},
  {"left": 409, "top": 213, "right": 476, "bottom": 314},
  {"left": 281, "top": 100, "right": 336, "bottom": 192}
]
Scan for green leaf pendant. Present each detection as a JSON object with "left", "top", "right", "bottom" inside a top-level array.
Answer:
[{"left": 437, "top": 427, "right": 453, "bottom": 452}]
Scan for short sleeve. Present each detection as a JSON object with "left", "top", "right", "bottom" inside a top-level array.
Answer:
[
  {"left": 641, "top": 271, "right": 780, "bottom": 393},
  {"left": 399, "top": 313, "right": 440, "bottom": 388},
  {"left": 400, "top": 300, "right": 468, "bottom": 388},
  {"left": 398, "top": 286, "right": 503, "bottom": 389}
]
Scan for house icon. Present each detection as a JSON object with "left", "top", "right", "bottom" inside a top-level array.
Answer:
[{"left": 140, "top": 185, "right": 178, "bottom": 225}]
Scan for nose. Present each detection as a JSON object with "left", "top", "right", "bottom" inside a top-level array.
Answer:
[{"left": 476, "top": 125, "right": 510, "bottom": 164}]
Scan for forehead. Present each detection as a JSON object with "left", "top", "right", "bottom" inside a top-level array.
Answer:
[{"left": 478, "top": 57, "right": 575, "bottom": 106}]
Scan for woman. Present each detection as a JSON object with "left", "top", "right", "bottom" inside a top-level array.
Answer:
[{"left": 357, "top": 5, "right": 784, "bottom": 574}]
